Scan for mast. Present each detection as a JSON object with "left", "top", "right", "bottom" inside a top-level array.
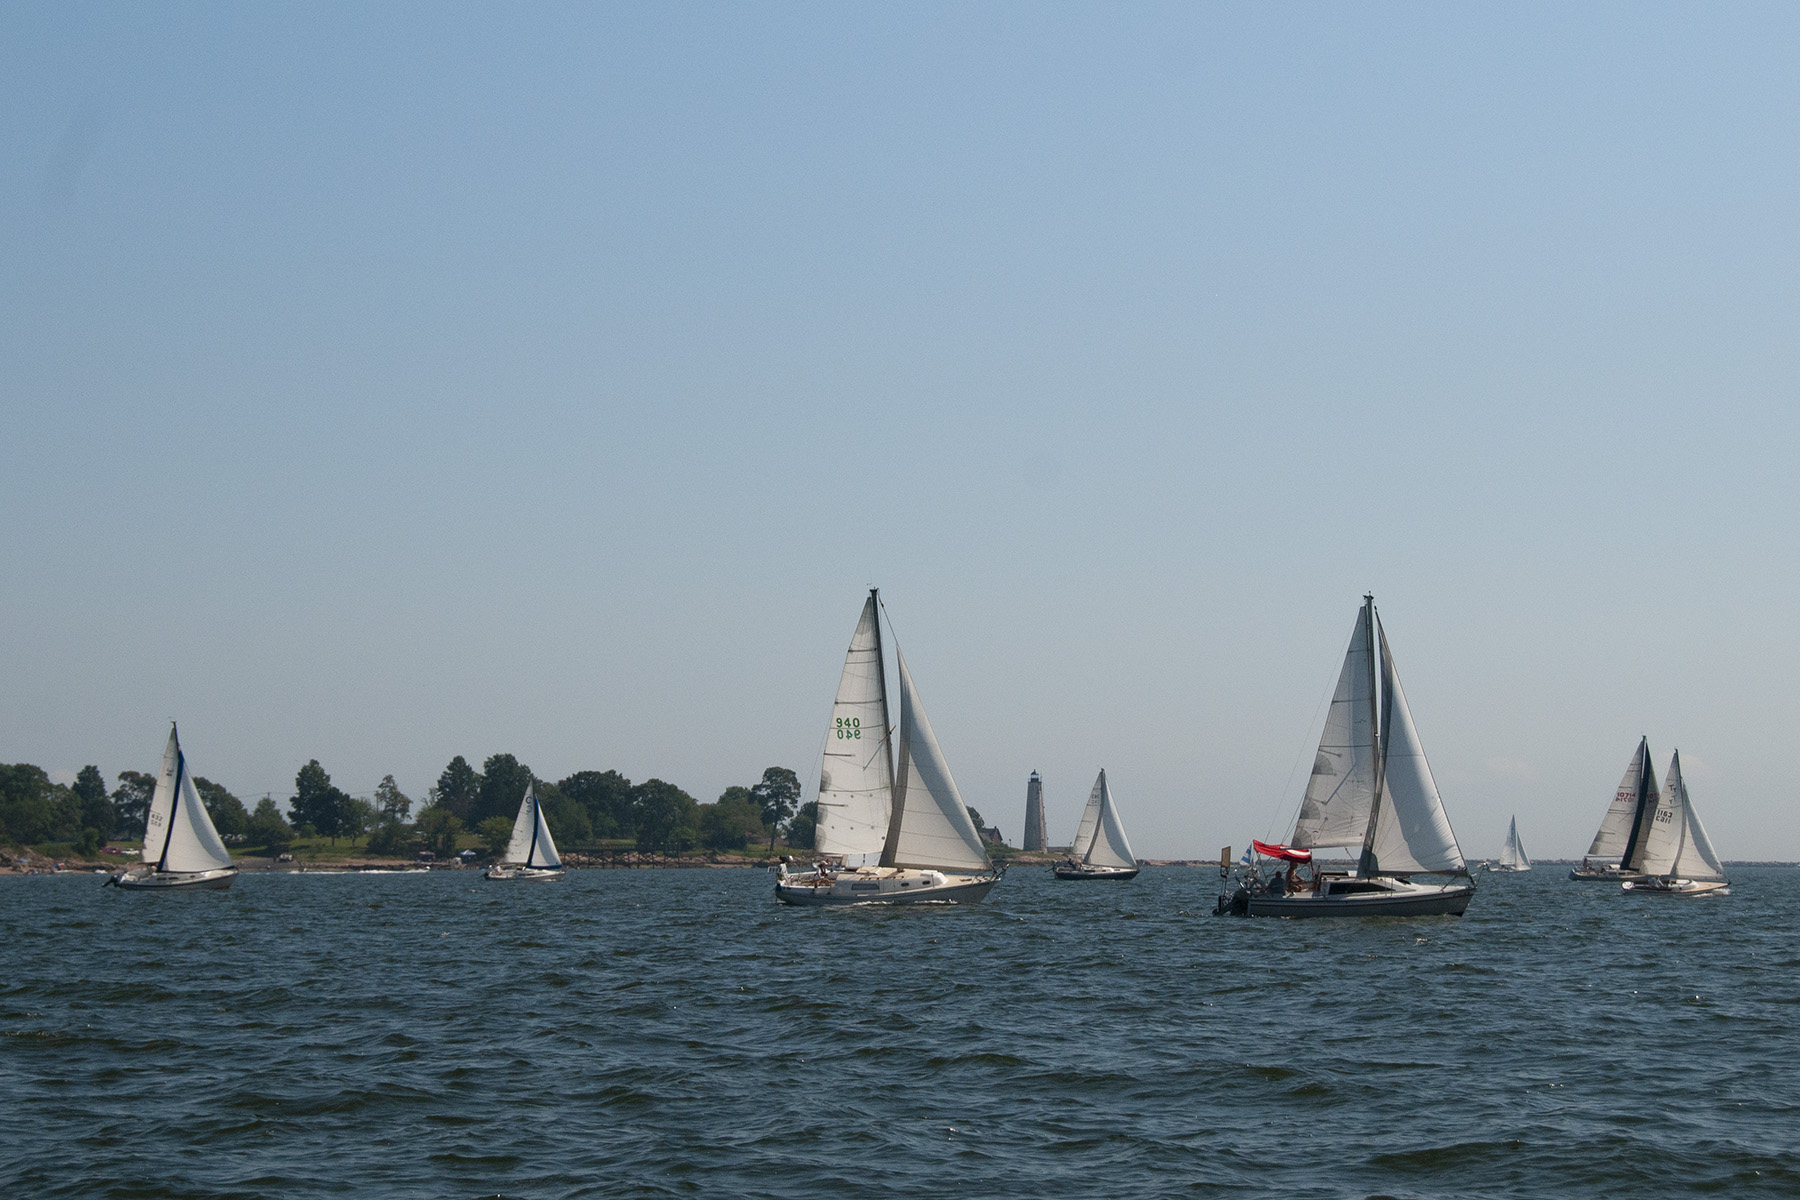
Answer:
[
  {"left": 153, "top": 724, "right": 184, "bottom": 872},
  {"left": 875, "top": 590, "right": 906, "bottom": 868},
  {"left": 1616, "top": 740, "right": 1656, "bottom": 873},
  {"left": 1357, "top": 596, "right": 1385, "bottom": 877},
  {"left": 1083, "top": 771, "right": 1108, "bottom": 863},
  {"left": 526, "top": 786, "right": 541, "bottom": 867}
]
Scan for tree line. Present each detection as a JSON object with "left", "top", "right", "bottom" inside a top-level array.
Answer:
[{"left": 0, "top": 755, "right": 806, "bottom": 859}]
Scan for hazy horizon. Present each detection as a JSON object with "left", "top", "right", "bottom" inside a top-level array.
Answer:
[{"left": 6, "top": 3, "right": 1799, "bottom": 859}]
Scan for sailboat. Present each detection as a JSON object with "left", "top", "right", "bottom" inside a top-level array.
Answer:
[
  {"left": 1621, "top": 751, "right": 1729, "bottom": 896},
  {"left": 1490, "top": 816, "right": 1530, "bottom": 872},
  {"left": 1053, "top": 769, "right": 1139, "bottom": 880},
  {"left": 1569, "top": 738, "right": 1657, "bottom": 881},
  {"left": 774, "top": 590, "right": 1001, "bottom": 906},
  {"left": 1215, "top": 595, "right": 1474, "bottom": 918},
  {"left": 484, "top": 783, "right": 565, "bottom": 881},
  {"left": 107, "top": 724, "right": 238, "bottom": 891}
]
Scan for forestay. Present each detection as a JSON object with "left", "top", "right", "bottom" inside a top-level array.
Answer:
[
  {"left": 884, "top": 650, "right": 991, "bottom": 873},
  {"left": 1362, "top": 625, "right": 1466, "bottom": 876},
  {"left": 815, "top": 594, "right": 894, "bottom": 859},
  {"left": 1290, "top": 606, "right": 1378, "bottom": 851},
  {"left": 144, "top": 725, "right": 234, "bottom": 875},
  {"left": 1079, "top": 770, "right": 1136, "bottom": 869},
  {"left": 1588, "top": 738, "right": 1651, "bottom": 860}
]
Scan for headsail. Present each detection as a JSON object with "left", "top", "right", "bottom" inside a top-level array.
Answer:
[
  {"left": 1080, "top": 769, "right": 1136, "bottom": 869},
  {"left": 1587, "top": 738, "right": 1651, "bottom": 861},
  {"left": 815, "top": 591, "right": 895, "bottom": 859},
  {"left": 1290, "top": 604, "right": 1378, "bottom": 851},
  {"left": 143, "top": 725, "right": 234, "bottom": 875},
  {"left": 1617, "top": 741, "right": 1663, "bottom": 876},
  {"left": 882, "top": 649, "right": 991, "bottom": 873},
  {"left": 1361, "top": 619, "right": 1466, "bottom": 877},
  {"left": 1641, "top": 752, "right": 1726, "bottom": 882}
]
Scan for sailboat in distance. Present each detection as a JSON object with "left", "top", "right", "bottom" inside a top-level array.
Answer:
[
  {"left": 1053, "top": 770, "right": 1139, "bottom": 880},
  {"left": 1621, "top": 751, "right": 1729, "bottom": 896},
  {"left": 1215, "top": 595, "right": 1474, "bottom": 918},
  {"left": 1570, "top": 738, "right": 1657, "bottom": 882},
  {"left": 1491, "top": 816, "right": 1530, "bottom": 872},
  {"left": 108, "top": 724, "right": 238, "bottom": 891},
  {"left": 484, "top": 782, "right": 565, "bottom": 881},
  {"left": 774, "top": 590, "right": 1001, "bottom": 906}
]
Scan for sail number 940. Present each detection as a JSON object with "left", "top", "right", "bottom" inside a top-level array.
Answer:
[{"left": 835, "top": 717, "right": 862, "bottom": 740}]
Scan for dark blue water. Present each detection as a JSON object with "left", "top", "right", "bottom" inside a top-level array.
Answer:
[{"left": 2, "top": 865, "right": 1795, "bottom": 1198}]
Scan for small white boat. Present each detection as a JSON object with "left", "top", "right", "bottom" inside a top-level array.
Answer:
[
  {"left": 1621, "top": 751, "right": 1729, "bottom": 897},
  {"left": 1489, "top": 815, "right": 1531, "bottom": 872},
  {"left": 107, "top": 725, "right": 238, "bottom": 892},
  {"left": 1569, "top": 738, "right": 1657, "bottom": 882},
  {"left": 1052, "top": 770, "right": 1139, "bottom": 881},
  {"left": 1216, "top": 596, "right": 1474, "bottom": 918},
  {"left": 774, "top": 590, "right": 1000, "bottom": 907},
  {"left": 484, "top": 783, "right": 565, "bottom": 881}
]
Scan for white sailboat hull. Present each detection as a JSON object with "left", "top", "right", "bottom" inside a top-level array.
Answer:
[
  {"left": 1622, "top": 878, "right": 1730, "bottom": 896},
  {"left": 1242, "top": 877, "right": 1474, "bottom": 918},
  {"left": 484, "top": 865, "right": 566, "bottom": 882},
  {"left": 1486, "top": 863, "right": 1530, "bottom": 873},
  {"left": 111, "top": 866, "right": 238, "bottom": 891},
  {"left": 1052, "top": 862, "right": 1139, "bottom": 881},
  {"left": 774, "top": 865, "right": 998, "bottom": 906}
]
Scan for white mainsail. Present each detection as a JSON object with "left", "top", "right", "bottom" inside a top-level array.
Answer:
[
  {"left": 1075, "top": 770, "right": 1136, "bottom": 869},
  {"left": 1362, "top": 622, "right": 1466, "bottom": 876},
  {"left": 503, "top": 783, "right": 561, "bottom": 868},
  {"left": 1498, "top": 816, "right": 1530, "bottom": 870},
  {"left": 883, "top": 649, "right": 991, "bottom": 873},
  {"left": 1290, "top": 605, "right": 1378, "bottom": 851},
  {"left": 814, "top": 593, "right": 894, "bottom": 859},
  {"left": 1587, "top": 738, "right": 1651, "bottom": 860},
  {"left": 1640, "top": 752, "right": 1726, "bottom": 882},
  {"left": 1070, "top": 775, "right": 1102, "bottom": 863},
  {"left": 142, "top": 725, "right": 234, "bottom": 875}
]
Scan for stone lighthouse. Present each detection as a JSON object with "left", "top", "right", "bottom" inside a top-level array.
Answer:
[{"left": 1023, "top": 770, "right": 1049, "bottom": 852}]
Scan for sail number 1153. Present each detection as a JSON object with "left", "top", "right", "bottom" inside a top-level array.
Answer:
[{"left": 835, "top": 717, "right": 862, "bottom": 740}]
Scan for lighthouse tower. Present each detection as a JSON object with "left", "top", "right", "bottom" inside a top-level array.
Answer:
[{"left": 1023, "top": 771, "right": 1049, "bottom": 852}]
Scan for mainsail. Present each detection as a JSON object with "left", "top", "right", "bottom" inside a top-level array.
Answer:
[
  {"left": 1639, "top": 752, "right": 1726, "bottom": 882},
  {"left": 1075, "top": 769, "right": 1136, "bottom": 869},
  {"left": 814, "top": 592, "right": 895, "bottom": 859},
  {"left": 882, "top": 649, "right": 991, "bottom": 873},
  {"left": 1587, "top": 738, "right": 1652, "bottom": 861},
  {"left": 1498, "top": 816, "right": 1530, "bottom": 870},
  {"left": 1290, "top": 605, "right": 1378, "bottom": 851},
  {"left": 142, "top": 725, "right": 234, "bottom": 875},
  {"left": 503, "top": 783, "right": 561, "bottom": 869},
  {"left": 1616, "top": 742, "right": 1665, "bottom": 876}
]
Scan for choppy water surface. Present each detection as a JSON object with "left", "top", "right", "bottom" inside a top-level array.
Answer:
[{"left": 2, "top": 865, "right": 1796, "bottom": 1198}]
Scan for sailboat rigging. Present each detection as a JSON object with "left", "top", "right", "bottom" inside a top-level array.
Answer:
[
  {"left": 775, "top": 590, "right": 1002, "bottom": 906},
  {"left": 1053, "top": 770, "right": 1139, "bottom": 880},
  {"left": 107, "top": 724, "right": 238, "bottom": 891},
  {"left": 1620, "top": 751, "right": 1729, "bottom": 896},
  {"left": 1569, "top": 738, "right": 1657, "bottom": 881},
  {"left": 484, "top": 782, "right": 565, "bottom": 881},
  {"left": 1215, "top": 595, "right": 1474, "bottom": 918}
]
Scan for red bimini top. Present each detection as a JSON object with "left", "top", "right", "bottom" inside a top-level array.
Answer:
[{"left": 1253, "top": 840, "right": 1313, "bottom": 863}]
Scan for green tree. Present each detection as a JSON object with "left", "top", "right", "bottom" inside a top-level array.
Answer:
[
  {"left": 434, "top": 756, "right": 481, "bottom": 823},
  {"left": 699, "top": 789, "right": 765, "bottom": 851},
  {"left": 416, "top": 807, "right": 463, "bottom": 858},
  {"left": 749, "top": 767, "right": 802, "bottom": 851},
  {"left": 74, "top": 765, "right": 114, "bottom": 838},
  {"left": 0, "top": 764, "right": 80, "bottom": 845},
  {"left": 477, "top": 815, "right": 515, "bottom": 859},
  {"left": 292, "top": 760, "right": 352, "bottom": 842},
  {"left": 342, "top": 797, "right": 377, "bottom": 845},
  {"left": 557, "top": 769, "right": 631, "bottom": 839},
  {"left": 965, "top": 805, "right": 986, "bottom": 831},
  {"left": 476, "top": 754, "right": 533, "bottom": 826},
  {"left": 111, "top": 770, "right": 157, "bottom": 839},
  {"left": 74, "top": 826, "right": 103, "bottom": 857},
  {"left": 786, "top": 801, "right": 818, "bottom": 850},
  {"left": 539, "top": 783, "right": 592, "bottom": 846},
  {"left": 247, "top": 796, "right": 294, "bottom": 855},
  {"left": 366, "top": 817, "right": 414, "bottom": 857},
  {"left": 373, "top": 774, "right": 412, "bottom": 822},
  {"left": 630, "top": 779, "right": 698, "bottom": 852},
  {"left": 194, "top": 777, "right": 250, "bottom": 839}
]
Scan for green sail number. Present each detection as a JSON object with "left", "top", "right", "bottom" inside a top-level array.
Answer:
[{"left": 835, "top": 717, "right": 862, "bottom": 740}]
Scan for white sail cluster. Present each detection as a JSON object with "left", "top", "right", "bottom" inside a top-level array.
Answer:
[
  {"left": 1628, "top": 751, "right": 1726, "bottom": 883},
  {"left": 501, "top": 783, "right": 561, "bottom": 869},
  {"left": 1498, "top": 816, "right": 1530, "bottom": 871},
  {"left": 1071, "top": 769, "right": 1136, "bottom": 870},
  {"left": 1288, "top": 598, "right": 1467, "bottom": 878},
  {"left": 142, "top": 725, "right": 234, "bottom": 875}
]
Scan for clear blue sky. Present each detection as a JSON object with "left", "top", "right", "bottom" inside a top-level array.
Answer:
[{"left": 5, "top": 2, "right": 1798, "bottom": 859}]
